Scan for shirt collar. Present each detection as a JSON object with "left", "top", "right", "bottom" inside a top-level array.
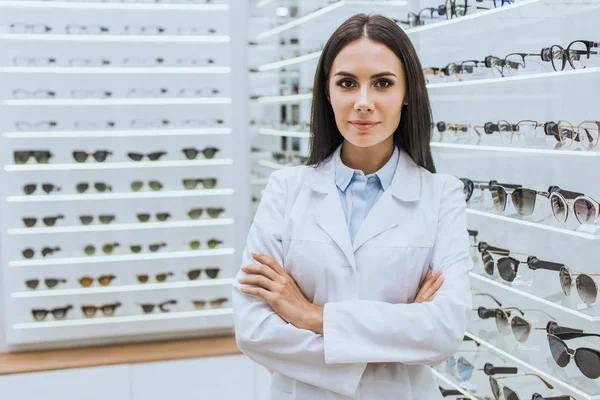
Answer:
[{"left": 334, "top": 145, "right": 399, "bottom": 192}]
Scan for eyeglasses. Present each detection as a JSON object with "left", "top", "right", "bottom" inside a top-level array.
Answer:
[
  {"left": 22, "top": 246, "right": 60, "bottom": 259},
  {"left": 182, "top": 119, "right": 224, "bottom": 128},
  {"left": 131, "top": 180, "right": 163, "bottom": 192},
  {"left": 73, "top": 150, "right": 112, "bottom": 163},
  {"left": 14, "top": 150, "right": 53, "bottom": 164},
  {"left": 15, "top": 120, "right": 58, "bottom": 131},
  {"left": 501, "top": 52, "right": 546, "bottom": 77},
  {"left": 175, "top": 58, "right": 215, "bottom": 66},
  {"left": 182, "top": 147, "right": 220, "bottom": 160},
  {"left": 22, "top": 215, "right": 64, "bottom": 227},
  {"left": 531, "top": 393, "right": 576, "bottom": 400},
  {"left": 136, "top": 272, "right": 173, "bottom": 283},
  {"left": 71, "top": 89, "right": 113, "bottom": 99},
  {"left": 186, "top": 268, "right": 221, "bottom": 280},
  {"left": 189, "top": 239, "right": 223, "bottom": 250},
  {"left": 445, "top": 351, "right": 510, "bottom": 383},
  {"left": 69, "top": 57, "right": 111, "bottom": 67},
  {"left": 32, "top": 305, "right": 72, "bottom": 321},
  {"left": 127, "top": 88, "right": 169, "bottom": 98},
  {"left": 84, "top": 242, "right": 120, "bottom": 256},
  {"left": 540, "top": 321, "right": 600, "bottom": 379},
  {"left": 489, "top": 373, "right": 554, "bottom": 400},
  {"left": 79, "top": 215, "right": 116, "bottom": 225},
  {"left": 127, "top": 151, "right": 167, "bottom": 162},
  {"left": 489, "top": 183, "right": 559, "bottom": 217},
  {"left": 76, "top": 182, "right": 112, "bottom": 193},
  {"left": 2, "top": 23, "right": 51, "bottom": 34},
  {"left": 442, "top": 60, "right": 484, "bottom": 75},
  {"left": 65, "top": 24, "right": 109, "bottom": 35},
  {"left": 474, "top": 120, "right": 546, "bottom": 145},
  {"left": 23, "top": 183, "right": 60, "bottom": 195},
  {"left": 81, "top": 302, "right": 121, "bottom": 318},
  {"left": 542, "top": 40, "right": 600, "bottom": 71},
  {"left": 123, "top": 25, "right": 165, "bottom": 35},
  {"left": 459, "top": 178, "right": 518, "bottom": 203},
  {"left": 79, "top": 275, "right": 116, "bottom": 287},
  {"left": 74, "top": 120, "right": 116, "bottom": 130},
  {"left": 25, "top": 278, "right": 66, "bottom": 290},
  {"left": 549, "top": 188, "right": 600, "bottom": 225},
  {"left": 129, "top": 118, "right": 170, "bottom": 129},
  {"left": 188, "top": 207, "right": 225, "bottom": 219},
  {"left": 559, "top": 266, "right": 600, "bottom": 306},
  {"left": 130, "top": 242, "right": 166, "bottom": 253},
  {"left": 13, "top": 56, "right": 56, "bottom": 67},
  {"left": 192, "top": 297, "right": 228, "bottom": 310},
  {"left": 12, "top": 89, "right": 56, "bottom": 99},
  {"left": 394, "top": 8, "right": 445, "bottom": 27},
  {"left": 140, "top": 300, "right": 177, "bottom": 313},
  {"left": 176, "top": 26, "right": 217, "bottom": 35},
  {"left": 553, "top": 120, "right": 600, "bottom": 150},
  {"left": 136, "top": 212, "right": 171, "bottom": 222},
  {"left": 178, "top": 87, "right": 219, "bottom": 97},
  {"left": 183, "top": 178, "right": 218, "bottom": 190}
]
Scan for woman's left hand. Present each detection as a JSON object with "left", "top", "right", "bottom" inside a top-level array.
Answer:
[{"left": 239, "top": 252, "right": 323, "bottom": 334}]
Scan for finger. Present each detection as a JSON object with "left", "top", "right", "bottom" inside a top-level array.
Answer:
[
  {"left": 238, "top": 274, "right": 276, "bottom": 291},
  {"left": 418, "top": 270, "right": 441, "bottom": 295},
  {"left": 252, "top": 252, "right": 285, "bottom": 275},
  {"left": 423, "top": 275, "right": 445, "bottom": 299},
  {"left": 242, "top": 264, "right": 279, "bottom": 281},
  {"left": 241, "top": 286, "right": 272, "bottom": 302}
]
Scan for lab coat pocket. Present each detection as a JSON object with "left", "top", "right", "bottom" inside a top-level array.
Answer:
[{"left": 270, "top": 373, "right": 295, "bottom": 400}]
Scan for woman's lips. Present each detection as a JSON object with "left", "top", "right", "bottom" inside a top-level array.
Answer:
[{"left": 350, "top": 122, "right": 379, "bottom": 131}]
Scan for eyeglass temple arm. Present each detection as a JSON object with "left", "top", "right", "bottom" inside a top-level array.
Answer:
[
  {"left": 482, "top": 364, "right": 518, "bottom": 375},
  {"left": 473, "top": 242, "right": 510, "bottom": 256},
  {"left": 558, "top": 189, "right": 586, "bottom": 199},
  {"left": 533, "top": 395, "right": 576, "bottom": 400},
  {"left": 555, "top": 332, "right": 600, "bottom": 341},
  {"left": 527, "top": 256, "right": 564, "bottom": 272},
  {"left": 473, "top": 292, "right": 503, "bottom": 307},
  {"left": 495, "top": 373, "right": 554, "bottom": 389},
  {"left": 489, "top": 180, "right": 522, "bottom": 189},
  {"left": 438, "top": 387, "right": 462, "bottom": 397}
]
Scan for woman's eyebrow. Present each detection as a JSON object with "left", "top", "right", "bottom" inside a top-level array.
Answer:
[{"left": 333, "top": 71, "right": 397, "bottom": 79}]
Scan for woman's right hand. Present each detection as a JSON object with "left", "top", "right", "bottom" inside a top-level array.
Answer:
[{"left": 413, "top": 269, "right": 444, "bottom": 303}]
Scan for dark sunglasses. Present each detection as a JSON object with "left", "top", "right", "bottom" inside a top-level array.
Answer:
[
  {"left": 79, "top": 215, "right": 116, "bottom": 225},
  {"left": 22, "top": 214, "right": 64, "bottom": 227},
  {"left": 130, "top": 242, "right": 166, "bottom": 253},
  {"left": 14, "top": 150, "right": 53, "bottom": 164},
  {"left": 22, "top": 246, "right": 60, "bottom": 259},
  {"left": 81, "top": 302, "right": 121, "bottom": 318},
  {"left": 186, "top": 268, "right": 220, "bottom": 280},
  {"left": 32, "top": 305, "right": 73, "bottom": 321},
  {"left": 182, "top": 147, "right": 219, "bottom": 160},
  {"left": 84, "top": 242, "right": 120, "bottom": 256},
  {"left": 188, "top": 207, "right": 225, "bottom": 219},
  {"left": 76, "top": 182, "right": 112, "bottom": 193},
  {"left": 183, "top": 178, "right": 217, "bottom": 190},
  {"left": 531, "top": 393, "right": 575, "bottom": 400},
  {"left": 23, "top": 183, "right": 60, "bottom": 195},
  {"left": 127, "top": 151, "right": 166, "bottom": 162},
  {"left": 459, "top": 178, "right": 520, "bottom": 203},
  {"left": 189, "top": 238, "right": 223, "bottom": 250},
  {"left": 140, "top": 299, "right": 177, "bottom": 313},
  {"left": 25, "top": 278, "right": 66, "bottom": 289},
  {"left": 131, "top": 180, "right": 163, "bottom": 192},
  {"left": 489, "top": 372, "right": 554, "bottom": 400},
  {"left": 73, "top": 150, "right": 112, "bottom": 163},
  {"left": 136, "top": 212, "right": 171, "bottom": 223},
  {"left": 79, "top": 275, "right": 116, "bottom": 287},
  {"left": 136, "top": 272, "right": 173, "bottom": 283}
]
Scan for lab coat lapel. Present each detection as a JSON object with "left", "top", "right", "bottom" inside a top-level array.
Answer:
[{"left": 352, "top": 149, "right": 422, "bottom": 252}]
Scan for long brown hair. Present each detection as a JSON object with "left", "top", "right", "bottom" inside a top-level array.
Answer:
[{"left": 307, "top": 13, "right": 435, "bottom": 173}]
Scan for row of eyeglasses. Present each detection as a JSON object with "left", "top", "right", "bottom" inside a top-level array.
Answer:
[
  {"left": 0, "top": 23, "right": 218, "bottom": 35},
  {"left": 11, "top": 87, "right": 221, "bottom": 100}
]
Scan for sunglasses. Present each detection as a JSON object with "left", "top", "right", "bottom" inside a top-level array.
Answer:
[
  {"left": 559, "top": 265, "right": 600, "bottom": 306},
  {"left": 15, "top": 120, "right": 57, "bottom": 131},
  {"left": 549, "top": 189, "right": 600, "bottom": 226},
  {"left": 445, "top": 351, "right": 510, "bottom": 383},
  {"left": 188, "top": 207, "right": 225, "bottom": 219},
  {"left": 192, "top": 297, "right": 228, "bottom": 310},
  {"left": 130, "top": 242, "right": 166, "bottom": 253},
  {"left": 531, "top": 393, "right": 576, "bottom": 400},
  {"left": 22, "top": 246, "right": 60, "bottom": 259},
  {"left": 136, "top": 272, "right": 173, "bottom": 283},
  {"left": 22, "top": 214, "right": 64, "bottom": 227},
  {"left": 183, "top": 178, "right": 217, "bottom": 190},
  {"left": 23, "top": 183, "right": 60, "bottom": 195},
  {"left": 189, "top": 239, "right": 223, "bottom": 250},
  {"left": 14, "top": 150, "right": 53, "bottom": 164},
  {"left": 81, "top": 302, "right": 121, "bottom": 318},
  {"left": 79, "top": 215, "right": 116, "bottom": 225},
  {"left": 186, "top": 268, "right": 220, "bottom": 280},
  {"left": 489, "top": 373, "right": 554, "bottom": 400},
  {"left": 489, "top": 183, "right": 556, "bottom": 217},
  {"left": 32, "top": 305, "right": 73, "bottom": 321},
  {"left": 140, "top": 299, "right": 177, "bottom": 313},
  {"left": 72, "top": 150, "right": 112, "bottom": 163},
  {"left": 127, "top": 151, "right": 167, "bottom": 162},
  {"left": 25, "top": 278, "right": 66, "bottom": 289},
  {"left": 76, "top": 182, "right": 112, "bottom": 193},
  {"left": 136, "top": 212, "right": 171, "bottom": 223},
  {"left": 131, "top": 180, "right": 163, "bottom": 192},
  {"left": 84, "top": 242, "right": 120, "bottom": 256},
  {"left": 79, "top": 275, "right": 116, "bottom": 287},
  {"left": 182, "top": 147, "right": 220, "bottom": 160}
]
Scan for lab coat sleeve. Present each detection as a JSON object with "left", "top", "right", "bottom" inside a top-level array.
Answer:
[
  {"left": 323, "top": 176, "right": 473, "bottom": 365},
  {"left": 233, "top": 170, "right": 368, "bottom": 397}
]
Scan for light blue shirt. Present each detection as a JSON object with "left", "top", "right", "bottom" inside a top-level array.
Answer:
[{"left": 334, "top": 146, "right": 399, "bottom": 244}]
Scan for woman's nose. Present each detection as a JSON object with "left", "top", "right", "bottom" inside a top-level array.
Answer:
[{"left": 354, "top": 88, "right": 374, "bottom": 112}]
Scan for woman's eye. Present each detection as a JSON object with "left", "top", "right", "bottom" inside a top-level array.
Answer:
[
  {"left": 375, "top": 79, "right": 393, "bottom": 88},
  {"left": 338, "top": 80, "right": 355, "bottom": 89}
]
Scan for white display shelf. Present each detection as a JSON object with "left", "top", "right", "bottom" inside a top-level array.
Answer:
[
  {"left": 2, "top": 97, "right": 232, "bottom": 106},
  {"left": 257, "top": 127, "right": 310, "bottom": 138},
  {"left": 8, "top": 248, "right": 236, "bottom": 268},
  {"left": 4, "top": 158, "right": 233, "bottom": 172},
  {"left": 257, "top": 159, "right": 287, "bottom": 170},
  {"left": 6, "top": 188, "right": 235, "bottom": 203},
  {"left": 430, "top": 369, "right": 479, "bottom": 400},
  {"left": 466, "top": 209, "right": 600, "bottom": 240},
  {"left": 0, "top": 34, "right": 231, "bottom": 43},
  {"left": 7, "top": 218, "right": 234, "bottom": 236},
  {"left": 0, "top": 67, "right": 231, "bottom": 74},
  {"left": 464, "top": 331, "right": 600, "bottom": 400},
  {"left": 251, "top": 178, "right": 269, "bottom": 185},
  {"left": 0, "top": 0, "right": 230, "bottom": 11},
  {"left": 3, "top": 128, "right": 232, "bottom": 139},
  {"left": 470, "top": 272, "right": 600, "bottom": 322},
  {"left": 255, "top": 0, "right": 275, "bottom": 8},
  {"left": 431, "top": 142, "right": 600, "bottom": 157},
  {"left": 13, "top": 308, "right": 233, "bottom": 330},
  {"left": 12, "top": 278, "right": 235, "bottom": 299},
  {"left": 257, "top": 50, "right": 321, "bottom": 72},
  {"left": 254, "top": 93, "right": 312, "bottom": 103},
  {"left": 256, "top": 0, "right": 407, "bottom": 39}
]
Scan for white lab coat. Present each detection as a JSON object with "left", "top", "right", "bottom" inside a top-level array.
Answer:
[{"left": 233, "top": 146, "right": 473, "bottom": 400}]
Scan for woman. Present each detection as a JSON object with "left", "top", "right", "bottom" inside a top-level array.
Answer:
[{"left": 233, "top": 13, "right": 473, "bottom": 400}]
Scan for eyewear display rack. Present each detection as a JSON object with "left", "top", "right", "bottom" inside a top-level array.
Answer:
[
  {"left": 249, "top": 0, "right": 600, "bottom": 399},
  {"left": 0, "top": 0, "right": 251, "bottom": 351}
]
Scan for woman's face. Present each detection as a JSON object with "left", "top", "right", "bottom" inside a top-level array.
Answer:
[{"left": 327, "top": 38, "right": 407, "bottom": 148}]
